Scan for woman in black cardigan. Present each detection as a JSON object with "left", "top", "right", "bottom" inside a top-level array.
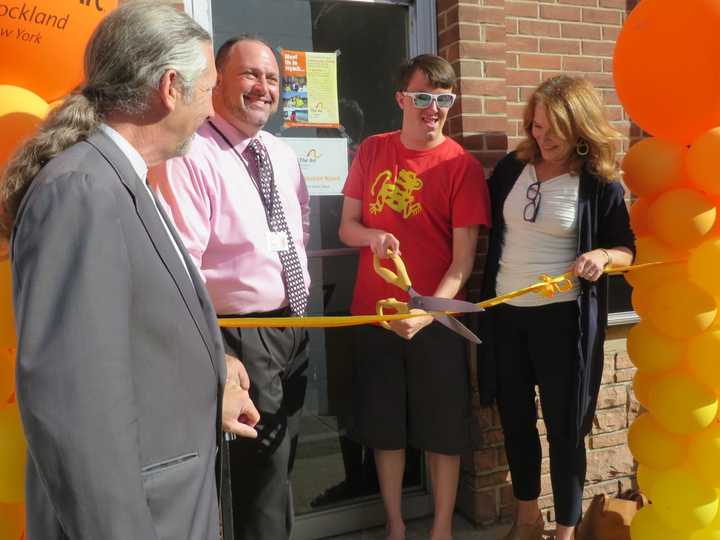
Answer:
[{"left": 479, "top": 76, "right": 635, "bottom": 540}]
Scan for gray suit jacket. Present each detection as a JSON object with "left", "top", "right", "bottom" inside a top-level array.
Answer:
[{"left": 11, "top": 130, "right": 227, "bottom": 540}]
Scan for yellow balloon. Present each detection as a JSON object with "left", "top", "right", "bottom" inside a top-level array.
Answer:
[
  {"left": 653, "top": 467, "right": 719, "bottom": 531},
  {"left": 0, "top": 260, "right": 16, "bottom": 349},
  {"left": 637, "top": 464, "right": 659, "bottom": 501},
  {"left": 688, "top": 330, "right": 720, "bottom": 392},
  {"left": 689, "top": 424, "right": 720, "bottom": 489},
  {"left": 648, "top": 188, "right": 717, "bottom": 250},
  {"left": 647, "top": 279, "right": 717, "bottom": 340},
  {"left": 627, "top": 321, "right": 685, "bottom": 373},
  {"left": 691, "top": 500, "right": 720, "bottom": 540},
  {"left": 689, "top": 237, "right": 720, "bottom": 297},
  {"left": 633, "top": 370, "right": 656, "bottom": 408},
  {"left": 629, "top": 413, "right": 686, "bottom": 470},
  {"left": 0, "top": 348, "right": 15, "bottom": 406},
  {"left": 622, "top": 138, "right": 687, "bottom": 198},
  {"left": 0, "top": 85, "right": 49, "bottom": 168},
  {"left": 648, "top": 373, "right": 718, "bottom": 435},
  {"left": 691, "top": 528, "right": 720, "bottom": 540},
  {"left": 688, "top": 128, "right": 720, "bottom": 198},
  {"left": 631, "top": 505, "right": 692, "bottom": 540},
  {"left": 624, "top": 236, "right": 687, "bottom": 289},
  {"left": 0, "top": 502, "right": 23, "bottom": 540},
  {"left": 0, "top": 404, "right": 26, "bottom": 503}
]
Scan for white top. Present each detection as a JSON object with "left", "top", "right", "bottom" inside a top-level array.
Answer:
[
  {"left": 496, "top": 163, "right": 580, "bottom": 307},
  {"left": 98, "top": 123, "right": 191, "bottom": 280}
]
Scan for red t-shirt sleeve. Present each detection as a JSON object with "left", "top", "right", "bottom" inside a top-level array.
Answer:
[
  {"left": 342, "top": 140, "right": 368, "bottom": 200},
  {"left": 451, "top": 154, "right": 492, "bottom": 229}
]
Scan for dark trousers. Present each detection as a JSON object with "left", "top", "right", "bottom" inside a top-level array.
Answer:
[
  {"left": 221, "top": 318, "right": 309, "bottom": 540},
  {"left": 494, "top": 301, "right": 586, "bottom": 527}
]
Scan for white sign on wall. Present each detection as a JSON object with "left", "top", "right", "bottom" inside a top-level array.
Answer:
[{"left": 284, "top": 137, "right": 349, "bottom": 197}]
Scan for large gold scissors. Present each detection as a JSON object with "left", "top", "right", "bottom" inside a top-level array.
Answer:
[{"left": 374, "top": 252, "right": 484, "bottom": 344}]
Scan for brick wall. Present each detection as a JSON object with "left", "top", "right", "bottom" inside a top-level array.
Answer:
[{"left": 437, "top": 0, "right": 640, "bottom": 526}]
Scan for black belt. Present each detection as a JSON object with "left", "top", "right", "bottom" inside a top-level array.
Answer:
[{"left": 221, "top": 306, "right": 292, "bottom": 318}]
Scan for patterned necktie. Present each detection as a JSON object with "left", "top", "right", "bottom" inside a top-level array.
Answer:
[{"left": 247, "top": 138, "right": 308, "bottom": 316}]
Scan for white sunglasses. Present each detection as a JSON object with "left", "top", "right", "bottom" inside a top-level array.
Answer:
[{"left": 402, "top": 91, "right": 456, "bottom": 109}]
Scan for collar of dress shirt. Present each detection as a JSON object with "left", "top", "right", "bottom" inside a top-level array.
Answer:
[
  {"left": 207, "top": 113, "right": 269, "bottom": 154},
  {"left": 98, "top": 123, "right": 149, "bottom": 182}
]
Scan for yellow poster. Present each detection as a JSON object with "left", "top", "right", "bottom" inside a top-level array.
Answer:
[{"left": 281, "top": 49, "right": 339, "bottom": 128}]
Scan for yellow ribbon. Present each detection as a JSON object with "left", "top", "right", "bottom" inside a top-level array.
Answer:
[{"left": 217, "top": 260, "right": 678, "bottom": 329}]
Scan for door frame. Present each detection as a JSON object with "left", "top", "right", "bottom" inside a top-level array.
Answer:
[{"left": 183, "top": 1, "right": 439, "bottom": 537}]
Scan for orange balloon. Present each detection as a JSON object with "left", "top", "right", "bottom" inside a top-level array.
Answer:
[
  {"left": 648, "top": 373, "right": 718, "bottom": 435},
  {"left": 633, "top": 369, "right": 656, "bottom": 408},
  {"left": 0, "top": 86, "right": 49, "bottom": 169},
  {"left": 627, "top": 321, "right": 685, "bottom": 374},
  {"left": 624, "top": 236, "right": 687, "bottom": 289},
  {"left": 629, "top": 198, "right": 652, "bottom": 237},
  {"left": 0, "top": 502, "right": 24, "bottom": 540},
  {"left": 628, "top": 413, "right": 686, "bottom": 470},
  {"left": 0, "top": 404, "right": 27, "bottom": 503},
  {"left": 688, "top": 423, "right": 720, "bottom": 489},
  {"left": 631, "top": 505, "right": 692, "bottom": 540},
  {"left": 2, "top": 0, "right": 119, "bottom": 102},
  {"left": 646, "top": 279, "right": 716, "bottom": 340},
  {"left": 652, "top": 466, "right": 719, "bottom": 531},
  {"left": 631, "top": 284, "right": 652, "bottom": 319},
  {"left": 622, "top": 138, "right": 687, "bottom": 198},
  {"left": 0, "top": 260, "right": 16, "bottom": 349},
  {"left": 689, "top": 237, "right": 720, "bottom": 297},
  {"left": 687, "top": 330, "right": 720, "bottom": 393},
  {"left": 688, "top": 128, "right": 720, "bottom": 198},
  {"left": 613, "top": 0, "right": 720, "bottom": 145},
  {"left": 647, "top": 189, "right": 717, "bottom": 251},
  {"left": 637, "top": 464, "right": 660, "bottom": 501},
  {"left": 0, "top": 349, "right": 15, "bottom": 405}
]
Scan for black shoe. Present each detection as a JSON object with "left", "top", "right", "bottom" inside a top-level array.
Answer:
[{"left": 310, "top": 480, "right": 367, "bottom": 508}]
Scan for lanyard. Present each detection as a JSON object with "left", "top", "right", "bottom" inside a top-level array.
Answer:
[{"left": 207, "top": 120, "right": 274, "bottom": 215}]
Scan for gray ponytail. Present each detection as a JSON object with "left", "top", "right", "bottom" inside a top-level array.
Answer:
[{"left": 0, "top": 1, "right": 210, "bottom": 239}]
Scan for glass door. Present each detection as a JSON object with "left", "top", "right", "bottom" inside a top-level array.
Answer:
[{"left": 207, "top": 1, "right": 437, "bottom": 537}]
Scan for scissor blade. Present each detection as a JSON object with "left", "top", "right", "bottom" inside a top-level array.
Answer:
[
  {"left": 435, "top": 314, "right": 482, "bottom": 344},
  {"left": 410, "top": 295, "right": 485, "bottom": 313}
]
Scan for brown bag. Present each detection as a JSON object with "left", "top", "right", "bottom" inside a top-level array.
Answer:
[{"left": 575, "top": 490, "right": 648, "bottom": 540}]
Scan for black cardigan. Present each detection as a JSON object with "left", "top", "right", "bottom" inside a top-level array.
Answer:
[{"left": 478, "top": 152, "right": 636, "bottom": 444}]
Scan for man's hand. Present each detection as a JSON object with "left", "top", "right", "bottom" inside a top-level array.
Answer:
[
  {"left": 388, "top": 308, "right": 433, "bottom": 340},
  {"left": 225, "top": 354, "right": 250, "bottom": 390},
  {"left": 222, "top": 381, "right": 260, "bottom": 438}
]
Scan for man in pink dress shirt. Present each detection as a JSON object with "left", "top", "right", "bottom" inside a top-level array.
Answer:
[{"left": 152, "top": 36, "right": 310, "bottom": 540}]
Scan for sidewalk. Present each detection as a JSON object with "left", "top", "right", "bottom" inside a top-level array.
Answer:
[{"left": 328, "top": 514, "right": 514, "bottom": 540}]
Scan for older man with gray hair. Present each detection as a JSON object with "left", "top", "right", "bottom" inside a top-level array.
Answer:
[{"left": 0, "top": 3, "right": 259, "bottom": 539}]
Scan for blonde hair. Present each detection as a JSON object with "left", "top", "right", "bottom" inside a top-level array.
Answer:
[
  {"left": 0, "top": 1, "right": 210, "bottom": 239},
  {"left": 516, "top": 75, "right": 621, "bottom": 180}
]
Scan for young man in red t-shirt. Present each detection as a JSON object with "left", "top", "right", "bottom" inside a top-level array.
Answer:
[{"left": 339, "top": 55, "right": 491, "bottom": 540}]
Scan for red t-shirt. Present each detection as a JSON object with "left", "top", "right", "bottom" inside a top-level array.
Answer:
[{"left": 342, "top": 131, "right": 491, "bottom": 315}]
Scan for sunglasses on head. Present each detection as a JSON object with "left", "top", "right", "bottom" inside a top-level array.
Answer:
[{"left": 402, "top": 91, "right": 456, "bottom": 109}]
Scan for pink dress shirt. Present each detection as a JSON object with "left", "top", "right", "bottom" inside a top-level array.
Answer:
[{"left": 151, "top": 115, "right": 310, "bottom": 315}]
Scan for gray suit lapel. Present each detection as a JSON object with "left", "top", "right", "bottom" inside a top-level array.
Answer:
[{"left": 85, "top": 132, "right": 221, "bottom": 377}]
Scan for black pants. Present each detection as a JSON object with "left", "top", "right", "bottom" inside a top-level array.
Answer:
[
  {"left": 221, "top": 316, "right": 309, "bottom": 540},
  {"left": 495, "top": 301, "right": 586, "bottom": 527}
]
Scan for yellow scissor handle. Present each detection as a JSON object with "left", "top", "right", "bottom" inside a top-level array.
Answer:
[
  {"left": 376, "top": 297, "right": 410, "bottom": 330},
  {"left": 373, "top": 251, "right": 412, "bottom": 291}
]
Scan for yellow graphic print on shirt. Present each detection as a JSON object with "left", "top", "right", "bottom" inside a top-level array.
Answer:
[{"left": 369, "top": 169, "right": 423, "bottom": 219}]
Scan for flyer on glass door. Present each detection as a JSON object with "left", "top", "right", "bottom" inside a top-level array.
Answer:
[{"left": 281, "top": 49, "right": 340, "bottom": 129}]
